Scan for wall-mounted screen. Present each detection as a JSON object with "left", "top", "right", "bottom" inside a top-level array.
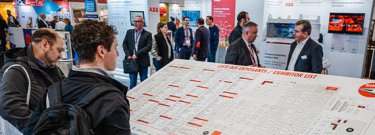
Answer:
[
  {"left": 266, "top": 23, "right": 295, "bottom": 39},
  {"left": 328, "top": 13, "right": 365, "bottom": 35}
]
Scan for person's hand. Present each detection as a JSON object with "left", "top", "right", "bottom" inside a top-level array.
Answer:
[
  {"left": 127, "top": 56, "right": 133, "bottom": 59},
  {"left": 132, "top": 55, "right": 137, "bottom": 59},
  {"left": 157, "top": 56, "right": 162, "bottom": 61},
  {"left": 193, "top": 54, "right": 198, "bottom": 60}
]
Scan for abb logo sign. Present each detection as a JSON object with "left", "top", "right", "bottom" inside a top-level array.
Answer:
[
  {"left": 285, "top": 2, "right": 294, "bottom": 7},
  {"left": 149, "top": 7, "right": 159, "bottom": 13}
]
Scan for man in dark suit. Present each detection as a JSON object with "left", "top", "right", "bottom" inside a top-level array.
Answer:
[
  {"left": 286, "top": 20, "right": 323, "bottom": 74},
  {"left": 123, "top": 16, "right": 152, "bottom": 89},
  {"left": 206, "top": 16, "right": 220, "bottom": 62},
  {"left": 167, "top": 17, "right": 176, "bottom": 37},
  {"left": 193, "top": 18, "right": 210, "bottom": 61},
  {"left": 225, "top": 21, "right": 260, "bottom": 67},
  {"left": 37, "top": 13, "right": 48, "bottom": 29},
  {"left": 175, "top": 16, "right": 194, "bottom": 60},
  {"left": 6, "top": 10, "right": 19, "bottom": 27},
  {"left": 228, "top": 11, "right": 250, "bottom": 45}
]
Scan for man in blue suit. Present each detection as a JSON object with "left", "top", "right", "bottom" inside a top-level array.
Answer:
[
  {"left": 175, "top": 16, "right": 194, "bottom": 60},
  {"left": 286, "top": 20, "right": 323, "bottom": 74}
]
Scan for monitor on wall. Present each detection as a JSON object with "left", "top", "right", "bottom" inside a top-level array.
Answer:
[
  {"left": 266, "top": 23, "right": 295, "bottom": 39},
  {"left": 130, "top": 11, "right": 146, "bottom": 27},
  {"left": 328, "top": 13, "right": 365, "bottom": 35}
]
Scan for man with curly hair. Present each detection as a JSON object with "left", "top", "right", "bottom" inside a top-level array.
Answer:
[
  {"left": 26, "top": 20, "right": 131, "bottom": 134},
  {"left": 62, "top": 19, "right": 130, "bottom": 134}
]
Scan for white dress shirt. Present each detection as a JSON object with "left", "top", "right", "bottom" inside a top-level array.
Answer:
[
  {"left": 55, "top": 21, "right": 66, "bottom": 30},
  {"left": 287, "top": 37, "right": 309, "bottom": 71}
]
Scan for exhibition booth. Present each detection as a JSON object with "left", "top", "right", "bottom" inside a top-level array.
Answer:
[
  {"left": 151, "top": 0, "right": 374, "bottom": 78},
  {"left": 2, "top": 0, "right": 375, "bottom": 134},
  {"left": 7, "top": 0, "right": 374, "bottom": 78}
]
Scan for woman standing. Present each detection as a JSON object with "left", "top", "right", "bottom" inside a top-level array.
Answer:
[
  {"left": 63, "top": 18, "right": 74, "bottom": 34},
  {"left": 175, "top": 18, "right": 181, "bottom": 29},
  {"left": 151, "top": 22, "right": 174, "bottom": 71}
]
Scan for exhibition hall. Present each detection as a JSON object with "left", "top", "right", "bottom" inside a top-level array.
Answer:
[{"left": 0, "top": 0, "right": 375, "bottom": 134}]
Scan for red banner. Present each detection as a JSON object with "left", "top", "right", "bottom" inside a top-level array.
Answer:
[
  {"left": 212, "top": 0, "right": 236, "bottom": 47},
  {"left": 25, "top": 0, "right": 44, "bottom": 6}
]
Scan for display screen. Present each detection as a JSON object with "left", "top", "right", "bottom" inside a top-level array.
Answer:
[
  {"left": 328, "top": 13, "right": 365, "bottom": 34},
  {"left": 85, "top": 0, "right": 96, "bottom": 12},
  {"left": 266, "top": 23, "right": 295, "bottom": 39}
]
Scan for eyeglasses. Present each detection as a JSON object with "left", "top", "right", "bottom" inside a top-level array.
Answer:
[{"left": 134, "top": 21, "right": 143, "bottom": 23}]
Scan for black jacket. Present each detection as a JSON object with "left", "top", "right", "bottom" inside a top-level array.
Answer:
[
  {"left": 154, "top": 32, "right": 174, "bottom": 68},
  {"left": 193, "top": 26, "right": 210, "bottom": 61},
  {"left": 167, "top": 21, "right": 176, "bottom": 33},
  {"left": 228, "top": 24, "right": 242, "bottom": 45},
  {"left": 37, "top": 19, "right": 48, "bottom": 28},
  {"left": 61, "top": 70, "right": 130, "bottom": 134},
  {"left": 123, "top": 29, "right": 152, "bottom": 68},
  {"left": 286, "top": 38, "right": 323, "bottom": 74},
  {"left": 0, "top": 18, "right": 8, "bottom": 36},
  {"left": 0, "top": 47, "right": 64, "bottom": 132},
  {"left": 225, "top": 38, "right": 260, "bottom": 66},
  {"left": 26, "top": 69, "right": 131, "bottom": 135}
]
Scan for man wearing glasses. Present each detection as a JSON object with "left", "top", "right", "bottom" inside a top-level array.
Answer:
[
  {"left": 123, "top": 16, "right": 152, "bottom": 89},
  {"left": 286, "top": 20, "right": 323, "bottom": 74},
  {"left": 175, "top": 16, "right": 194, "bottom": 60}
]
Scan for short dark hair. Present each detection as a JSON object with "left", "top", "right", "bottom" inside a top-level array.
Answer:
[
  {"left": 72, "top": 20, "right": 117, "bottom": 63},
  {"left": 197, "top": 18, "right": 204, "bottom": 25},
  {"left": 296, "top": 20, "right": 312, "bottom": 35},
  {"left": 63, "top": 18, "right": 71, "bottom": 25},
  {"left": 170, "top": 17, "right": 175, "bottom": 21},
  {"left": 31, "top": 28, "right": 59, "bottom": 45},
  {"left": 242, "top": 21, "right": 258, "bottom": 33},
  {"left": 183, "top": 16, "right": 189, "bottom": 21},
  {"left": 207, "top": 16, "right": 213, "bottom": 21},
  {"left": 237, "top": 11, "right": 248, "bottom": 22},
  {"left": 157, "top": 22, "right": 167, "bottom": 33}
]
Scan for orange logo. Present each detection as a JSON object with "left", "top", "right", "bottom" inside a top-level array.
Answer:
[{"left": 358, "top": 83, "right": 375, "bottom": 98}]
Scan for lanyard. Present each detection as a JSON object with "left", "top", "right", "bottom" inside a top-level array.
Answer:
[{"left": 135, "top": 31, "right": 141, "bottom": 44}]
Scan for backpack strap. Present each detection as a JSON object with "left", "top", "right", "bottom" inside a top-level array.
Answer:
[
  {"left": 46, "top": 81, "right": 63, "bottom": 108},
  {"left": 3, "top": 64, "right": 32, "bottom": 106},
  {"left": 77, "top": 85, "right": 121, "bottom": 108},
  {"left": 46, "top": 83, "right": 121, "bottom": 108}
]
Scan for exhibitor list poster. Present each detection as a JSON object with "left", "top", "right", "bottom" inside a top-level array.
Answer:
[{"left": 129, "top": 60, "right": 375, "bottom": 135}]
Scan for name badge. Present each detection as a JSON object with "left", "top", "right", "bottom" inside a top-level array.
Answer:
[{"left": 186, "top": 40, "right": 191, "bottom": 45}]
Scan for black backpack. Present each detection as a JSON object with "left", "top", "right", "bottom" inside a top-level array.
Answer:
[{"left": 31, "top": 82, "right": 97, "bottom": 135}]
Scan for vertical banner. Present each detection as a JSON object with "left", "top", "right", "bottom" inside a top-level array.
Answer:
[{"left": 212, "top": 0, "right": 236, "bottom": 47}]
